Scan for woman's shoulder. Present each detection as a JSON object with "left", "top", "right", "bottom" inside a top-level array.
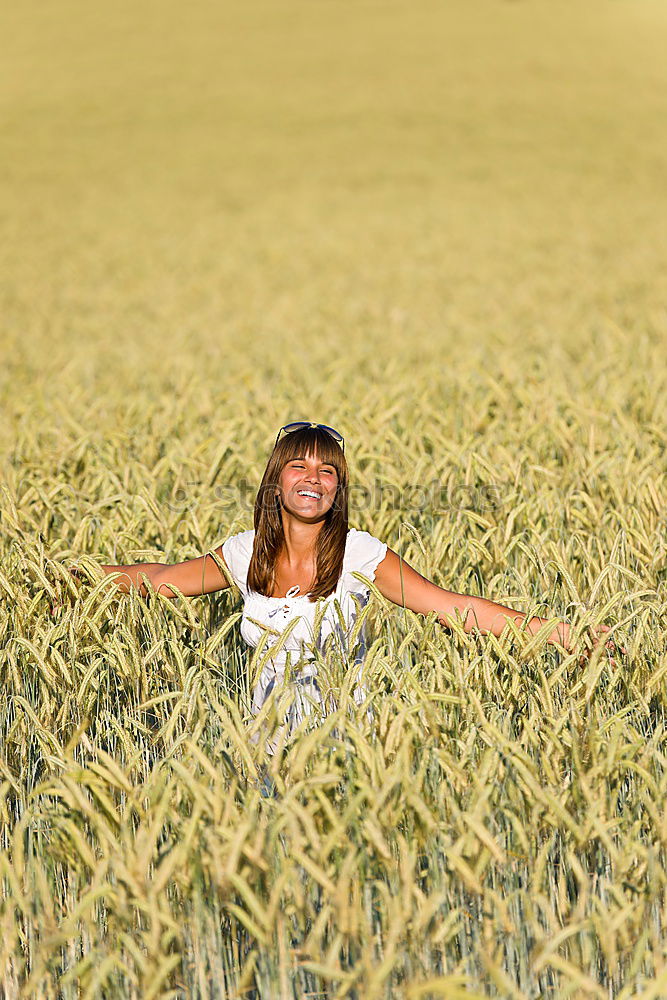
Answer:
[
  {"left": 223, "top": 527, "right": 255, "bottom": 551},
  {"left": 345, "top": 526, "right": 386, "bottom": 553},
  {"left": 221, "top": 529, "right": 255, "bottom": 593},
  {"left": 343, "top": 528, "right": 388, "bottom": 582}
]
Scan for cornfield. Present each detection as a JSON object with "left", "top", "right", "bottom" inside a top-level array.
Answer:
[{"left": 2, "top": 0, "right": 667, "bottom": 996}]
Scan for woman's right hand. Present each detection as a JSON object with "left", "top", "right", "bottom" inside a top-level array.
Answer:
[{"left": 50, "top": 564, "right": 85, "bottom": 615}]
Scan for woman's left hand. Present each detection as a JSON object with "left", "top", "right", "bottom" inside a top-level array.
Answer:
[{"left": 576, "top": 624, "right": 626, "bottom": 667}]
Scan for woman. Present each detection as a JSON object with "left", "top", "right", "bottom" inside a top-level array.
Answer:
[{"left": 68, "top": 421, "right": 622, "bottom": 751}]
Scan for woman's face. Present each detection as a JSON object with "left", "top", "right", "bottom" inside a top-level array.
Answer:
[{"left": 276, "top": 451, "right": 340, "bottom": 522}]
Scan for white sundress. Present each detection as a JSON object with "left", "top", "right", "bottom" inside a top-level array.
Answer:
[{"left": 221, "top": 527, "right": 388, "bottom": 752}]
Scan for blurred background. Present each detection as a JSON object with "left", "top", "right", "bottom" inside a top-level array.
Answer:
[{"left": 2, "top": 0, "right": 666, "bottom": 558}]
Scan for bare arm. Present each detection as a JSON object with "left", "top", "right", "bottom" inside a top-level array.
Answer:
[
  {"left": 373, "top": 548, "right": 573, "bottom": 648},
  {"left": 98, "top": 545, "right": 232, "bottom": 599},
  {"left": 99, "top": 562, "right": 164, "bottom": 597}
]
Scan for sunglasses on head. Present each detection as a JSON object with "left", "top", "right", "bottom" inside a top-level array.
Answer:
[{"left": 275, "top": 421, "right": 345, "bottom": 453}]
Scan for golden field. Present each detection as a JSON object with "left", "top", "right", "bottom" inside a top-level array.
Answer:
[{"left": 2, "top": 0, "right": 667, "bottom": 995}]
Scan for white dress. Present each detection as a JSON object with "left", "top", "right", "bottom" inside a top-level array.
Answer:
[{"left": 221, "top": 527, "right": 388, "bottom": 752}]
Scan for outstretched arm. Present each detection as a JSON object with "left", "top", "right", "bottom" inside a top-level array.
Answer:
[
  {"left": 92, "top": 546, "right": 232, "bottom": 599},
  {"left": 373, "top": 548, "right": 617, "bottom": 656}
]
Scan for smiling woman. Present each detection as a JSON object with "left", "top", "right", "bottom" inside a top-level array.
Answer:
[
  {"left": 74, "top": 423, "right": 623, "bottom": 757},
  {"left": 246, "top": 426, "right": 349, "bottom": 602}
]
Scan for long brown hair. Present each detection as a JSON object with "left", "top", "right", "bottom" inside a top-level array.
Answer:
[{"left": 247, "top": 426, "right": 349, "bottom": 601}]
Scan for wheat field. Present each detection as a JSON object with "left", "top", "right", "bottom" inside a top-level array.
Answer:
[{"left": 2, "top": 0, "right": 667, "bottom": 996}]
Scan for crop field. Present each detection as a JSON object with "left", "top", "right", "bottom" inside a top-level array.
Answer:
[{"left": 2, "top": 0, "right": 667, "bottom": 996}]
